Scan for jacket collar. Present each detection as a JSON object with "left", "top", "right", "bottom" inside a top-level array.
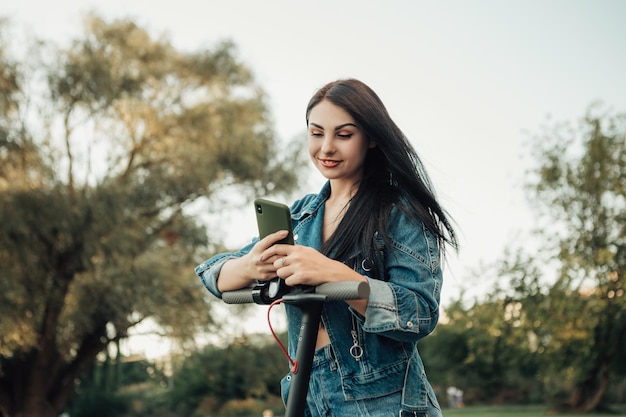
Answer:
[{"left": 292, "top": 181, "right": 331, "bottom": 221}]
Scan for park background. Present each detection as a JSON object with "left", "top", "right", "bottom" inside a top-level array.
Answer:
[{"left": 0, "top": 1, "right": 625, "bottom": 416}]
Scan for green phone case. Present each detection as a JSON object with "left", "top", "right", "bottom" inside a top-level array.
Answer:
[{"left": 254, "top": 199, "right": 294, "bottom": 245}]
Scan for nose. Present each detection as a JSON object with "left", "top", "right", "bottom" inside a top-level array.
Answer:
[{"left": 321, "top": 135, "right": 335, "bottom": 155}]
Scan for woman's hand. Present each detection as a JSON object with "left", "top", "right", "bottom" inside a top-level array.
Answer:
[
  {"left": 244, "top": 230, "right": 291, "bottom": 281},
  {"left": 216, "top": 230, "right": 289, "bottom": 292},
  {"left": 261, "top": 241, "right": 369, "bottom": 315},
  {"left": 262, "top": 244, "right": 364, "bottom": 287}
]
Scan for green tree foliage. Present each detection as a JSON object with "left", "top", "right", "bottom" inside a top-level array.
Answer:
[
  {"left": 162, "top": 336, "right": 287, "bottom": 417},
  {"left": 523, "top": 106, "right": 626, "bottom": 412},
  {"left": 67, "top": 351, "right": 167, "bottom": 417},
  {"left": 421, "top": 107, "right": 625, "bottom": 411},
  {"left": 0, "top": 15, "right": 304, "bottom": 417},
  {"left": 423, "top": 260, "right": 543, "bottom": 405}
]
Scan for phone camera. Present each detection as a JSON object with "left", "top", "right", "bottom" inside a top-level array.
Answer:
[{"left": 256, "top": 204, "right": 263, "bottom": 214}]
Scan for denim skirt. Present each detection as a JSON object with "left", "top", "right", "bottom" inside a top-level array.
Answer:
[{"left": 303, "top": 344, "right": 440, "bottom": 417}]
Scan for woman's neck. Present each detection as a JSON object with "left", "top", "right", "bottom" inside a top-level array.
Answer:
[{"left": 327, "top": 180, "right": 359, "bottom": 204}]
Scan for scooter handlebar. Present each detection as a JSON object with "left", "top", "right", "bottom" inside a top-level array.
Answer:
[{"left": 222, "top": 280, "right": 369, "bottom": 304}]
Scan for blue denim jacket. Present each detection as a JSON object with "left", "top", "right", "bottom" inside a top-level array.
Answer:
[{"left": 195, "top": 182, "right": 443, "bottom": 415}]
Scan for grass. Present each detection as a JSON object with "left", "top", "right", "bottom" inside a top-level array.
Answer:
[
  {"left": 443, "top": 405, "right": 626, "bottom": 417},
  {"left": 230, "top": 405, "right": 626, "bottom": 417}
]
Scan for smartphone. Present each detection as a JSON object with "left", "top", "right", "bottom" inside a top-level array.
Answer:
[
  {"left": 254, "top": 198, "right": 294, "bottom": 245},
  {"left": 253, "top": 198, "right": 294, "bottom": 303}
]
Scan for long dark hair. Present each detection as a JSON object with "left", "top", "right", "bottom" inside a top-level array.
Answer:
[{"left": 306, "top": 79, "right": 457, "bottom": 277}]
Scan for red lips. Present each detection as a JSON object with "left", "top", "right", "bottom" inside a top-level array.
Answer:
[{"left": 319, "top": 159, "right": 340, "bottom": 168}]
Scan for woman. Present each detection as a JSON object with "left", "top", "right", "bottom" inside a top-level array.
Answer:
[{"left": 195, "top": 78, "right": 457, "bottom": 417}]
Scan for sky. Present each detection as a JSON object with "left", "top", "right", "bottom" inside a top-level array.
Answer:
[{"left": 2, "top": 0, "right": 626, "bottom": 352}]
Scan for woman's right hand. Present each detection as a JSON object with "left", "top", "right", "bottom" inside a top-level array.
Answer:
[
  {"left": 216, "top": 230, "right": 290, "bottom": 292},
  {"left": 243, "top": 230, "right": 290, "bottom": 281}
]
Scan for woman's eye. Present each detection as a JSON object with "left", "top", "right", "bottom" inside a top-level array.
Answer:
[
  {"left": 310, "top": 132, "right": 323, "bottom": 137},
  {"left": 338, "top": 133, "right": 353, "bottom": 139}
]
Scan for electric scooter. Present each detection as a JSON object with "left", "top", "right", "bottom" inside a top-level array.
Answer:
[{"left": 222, "top": 279, "right": 370, "bottom": 417}]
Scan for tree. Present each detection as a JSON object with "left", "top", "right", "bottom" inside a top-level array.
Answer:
[
  {"left": 523, "top": 106, "right": 626, "bottom": 412},
  {"left": 422, "top": 107, "right": 626, "bottom": 411},
  {"left": 164, "top": 335, "right": 288, "bottom": 417},
  {"left": 0, "top": 15, "right": 304, "bottom": 417},
  {"left": 422, "top": 259, "right": 544, "bottom": 405}
]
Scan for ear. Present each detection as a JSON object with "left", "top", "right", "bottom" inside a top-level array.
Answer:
[{"left": 368, "top": 140, "right": 377, "bottom": 149}]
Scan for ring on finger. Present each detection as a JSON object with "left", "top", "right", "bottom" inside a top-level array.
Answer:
[{"left": 280, "top": 257, "right": 286, "bottom": 266}]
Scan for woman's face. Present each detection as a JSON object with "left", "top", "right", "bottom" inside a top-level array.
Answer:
[{"left": 307, "top": 100, "right": 375, "bottom": 184}]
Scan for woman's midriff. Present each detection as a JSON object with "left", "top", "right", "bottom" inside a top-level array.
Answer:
[{"left": 316, "top": 323, "right": 331, "bottom": 349}]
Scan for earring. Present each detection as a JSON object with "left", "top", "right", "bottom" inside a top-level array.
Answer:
[{"left": 389, "top": 171, "right": 397, "bottom": 187}]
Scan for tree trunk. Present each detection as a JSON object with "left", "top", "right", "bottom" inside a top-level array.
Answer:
[
  {"left": 0, "top": 349, "right": 58, "bottom": 417},
  {"left": 0, "top": 323, "right": 110, "bottom": 417},
  {"left": 562, "top": 313, "right": 626, "bottom": 413},
  {"left": 2, "top": 267, "right": 99, "bottom": 417},
  {"left": 15, "top": 395, "right": 56, "bottom": 417},
  {"left": 563, "top": 360, "right": 610, "bottom": 413}
]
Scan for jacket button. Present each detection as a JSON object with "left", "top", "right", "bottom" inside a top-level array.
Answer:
[
  {"left": 406, "top": 321, "right": 414, "bottom": 328},
  {"left": 294, "top": 234, "right": 299, "bottom": 241}
]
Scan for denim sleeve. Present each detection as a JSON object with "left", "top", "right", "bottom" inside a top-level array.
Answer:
[
  {"left": 194, "top": 239, "right": 257, "bottom": 299},
  {"left": 358, "top": 209, "right": 442, "bottom": 343}
]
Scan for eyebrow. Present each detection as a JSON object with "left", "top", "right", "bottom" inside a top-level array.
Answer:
[{"left": 309, "top": 122, "right": 358, "bottom": 131}]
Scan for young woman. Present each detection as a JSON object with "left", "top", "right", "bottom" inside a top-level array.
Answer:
[{"left": 195, "top": 78, "right": 457, "bottom": 417}]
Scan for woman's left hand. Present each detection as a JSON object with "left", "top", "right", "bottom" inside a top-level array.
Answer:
[
  {"left": 261, "top": 244, "right": 360, "bottom": 287},
  {"left": 263, "top": 244, "right": 369, "bottom": 314}
]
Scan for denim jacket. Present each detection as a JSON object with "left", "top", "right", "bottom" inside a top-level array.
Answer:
[{"left": 195, "top": 182, "right": 443, "bottom": 416}]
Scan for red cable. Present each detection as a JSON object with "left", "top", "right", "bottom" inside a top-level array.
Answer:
[{"left": 267, "top": 299, "right": 299, "bottom": 374}]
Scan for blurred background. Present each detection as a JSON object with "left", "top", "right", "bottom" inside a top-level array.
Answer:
[{"left": 0, "top": 1, "right": 624, "bottom": 416}]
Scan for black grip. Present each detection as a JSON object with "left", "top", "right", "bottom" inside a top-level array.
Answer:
[
  {"left": 315, "top": 281, "right": 370, "bottom": 300},
  {"left": 222, "top": 288, "right": 255, "bottom": 304},
  {"left": 221, "top": 281, "right": 370, "bottom": 304}
]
